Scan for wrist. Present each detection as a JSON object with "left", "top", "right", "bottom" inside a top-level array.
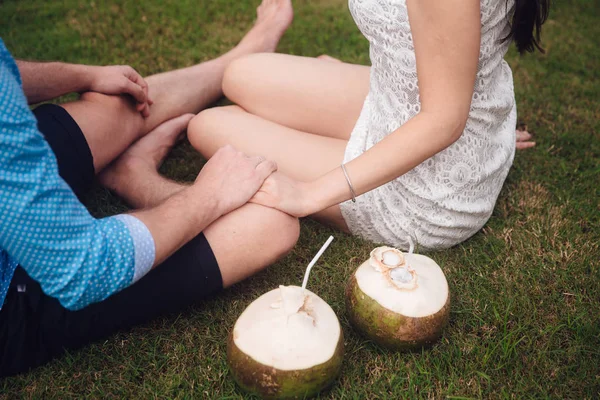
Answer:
[
  {"left": 76, "top": 64, "right": 98, "bottom": 92},
  {"left": 187, "top": 183, "right": 222, "bottom": 225},
  {"left": 303, "top": 179, "right": 329, "bottom": 215},
  {"left": 306, "top": 166, "right": 358, "bottom": 213}
]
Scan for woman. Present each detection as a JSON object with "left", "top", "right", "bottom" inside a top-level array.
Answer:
[{"left": 188, "top": 0, "right": 549, "bottom": 251}]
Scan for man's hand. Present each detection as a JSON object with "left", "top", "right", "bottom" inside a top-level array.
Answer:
[
  {"left": 87, "top": 65, "right": 153, "bottom": 118},
  {"left": 195, "top": 145, "right": 278, "bottom": 217}
]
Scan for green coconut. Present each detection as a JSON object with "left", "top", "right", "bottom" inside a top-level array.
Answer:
[
  {"left": 346, "top": 246, "right": 450, "bottom": 350},
  {"left": 227, "top": 285, "right": 344, "bottom": 399}
]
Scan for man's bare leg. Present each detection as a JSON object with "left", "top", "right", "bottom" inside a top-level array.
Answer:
[
  {"left": 61, "top": 0, "right": 293, "bottom": 172},
  {"left": 100, "top": 114, "right": 300, "bottom": 287}
]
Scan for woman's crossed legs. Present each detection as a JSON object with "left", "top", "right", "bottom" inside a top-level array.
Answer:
[{"left": 188, "top": 53, "right": 371, "bottom": 230}]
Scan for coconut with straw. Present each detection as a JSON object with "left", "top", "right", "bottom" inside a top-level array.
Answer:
[
  {"left": 345, "top": 238, "right": 450, "bottom": 349},
  {"left": 227, "top": 236, "right": 344, "bottom": 399}
]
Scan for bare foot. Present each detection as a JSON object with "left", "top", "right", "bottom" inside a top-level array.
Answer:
[
  {"left": 317, "top": 54, "right": 343, "bottom": 63},
  {"left": 238, "top": 0, "right": 294, "bottom": 53},
  {"left": 516, "top": 128, "right": 536, "bottom": 150},
  {"left": 100, "top": 114, "right": 194, "bottom": 191}
]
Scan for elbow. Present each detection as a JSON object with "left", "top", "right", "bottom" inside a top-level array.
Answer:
[
  {"left": 42, "top": 268, "right": 97, "bottom": 311},
  {"left": 421, "top": 109, "right": 469, "bottom": 147},
  {"left": 44, "top": 276, "right": 88, "bottom": 311},
  {"left": 50, "top": 278, "right": 117, "bottom": 311},
  {"left": 59, "top": 297, "right": 86, "bottom": 312},
  {"left": 37, "top": 258, "right": 131, "bottom": 311},
  {"left": 447, "top": 115, "right": 468, "bottom": 144}
]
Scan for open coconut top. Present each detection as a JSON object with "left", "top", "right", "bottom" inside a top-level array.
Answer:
[
  {"left": 233, "top": 285, "right": 341, "bottom": 371},
  {"left": 355, "top": 247, "right": 449, "bottom": 318}
]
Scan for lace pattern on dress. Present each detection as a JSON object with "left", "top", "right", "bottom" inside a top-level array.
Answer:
[{"left": 340, "top": 0, "right": 517, "bottom": 250}]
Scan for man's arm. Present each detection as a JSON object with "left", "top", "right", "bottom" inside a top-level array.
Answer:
[
  {"left": 130, "top": 146, "right": 276, "bottom": 267},
  {"left": 16, "top": 60, "right": 152, "bottom": 116},
  {"left": 1, "top": 56, "right": 275, "bottom": 310}
]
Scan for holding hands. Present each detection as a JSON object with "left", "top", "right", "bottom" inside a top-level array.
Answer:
[
  {"left": 250, "top": 172, "right": 317, "bottom": 218},
  {"left": 86, "top": 65, "right": 153, "bottom": 118},
  {"left": 196, "top": 146, "right": 279, "bottom": 217}
]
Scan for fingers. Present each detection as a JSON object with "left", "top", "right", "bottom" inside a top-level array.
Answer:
[
  {"left": 215, "top": 145, "right": 277, "bottom": 180},
  {"left": 248, "top": 155, "right": 266, "bottom": 168},
  {"left": 122, "top": 67, "right": 152, "bottom": 117},
  {"left": 122, "top": 78, "right": 147, "bottom": 105},
  {"left": 255, "top": 159, "right": 278, "bottom": 181},
  {"left": 123, "top": 67, "right": 149, "bottom": 102},
  {"left": 245, "top": 154, "right": 277, "bottom": 181},
  {"left": 249, "top": 191, "right": 276, "bottom": 209}
]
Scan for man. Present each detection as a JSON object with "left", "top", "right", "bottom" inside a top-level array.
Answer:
[{"left": 0, "top": 0, "right": 297, "bottom": 377}]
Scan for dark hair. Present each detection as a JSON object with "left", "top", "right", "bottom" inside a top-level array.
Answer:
[{"left": 504, "top": 0, "right": 551, "bottom": 54}]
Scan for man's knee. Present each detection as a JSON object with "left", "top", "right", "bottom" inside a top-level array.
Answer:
[
  {"left": 239, "top": 203, "right": 300, "bottom": 263},
  {"left": 79, "top": 91, "right": 144, "bottom": 134},
  {"left": 266, "top": 210, "right": 300, "bottom": 261},
  {"left": 80, "top": 91, "right": 136, "bottom": 112},
  {"left": 208, "top": 204, "right": 300, "bottom": 288}
]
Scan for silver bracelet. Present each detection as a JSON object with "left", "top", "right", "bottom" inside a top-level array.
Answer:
[{"left": 341, "top": 163, "right": 357, "bottom": 203}]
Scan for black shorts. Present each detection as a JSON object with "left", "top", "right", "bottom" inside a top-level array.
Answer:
[{"left": 0, "top": 104, "right": 223, "bottom": 378}]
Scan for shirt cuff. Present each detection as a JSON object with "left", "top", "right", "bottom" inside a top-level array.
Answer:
[{"left": 113, "top": 214, "right": 155, "bottom": 283}]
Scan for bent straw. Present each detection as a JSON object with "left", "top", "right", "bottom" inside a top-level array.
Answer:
[{"left": 301, "top": 236, "right": 334, "bottom": 293}]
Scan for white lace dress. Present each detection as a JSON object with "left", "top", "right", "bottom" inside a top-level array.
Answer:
[{"left": 340, "top": 0, "right": 517, "bottom": 251}]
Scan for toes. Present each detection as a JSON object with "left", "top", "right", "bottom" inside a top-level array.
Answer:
[
  {"left": 516, "top": 141, "right": 536, "bottom": 150},
  {"left": 516, "top": 129, "right": 532, "bottom": 141},
  {"left": 161, "top": 114, "right": 195, "bottom": 132}
]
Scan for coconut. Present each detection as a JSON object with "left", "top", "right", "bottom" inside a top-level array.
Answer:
[
  {"left": 346, "top": 246, "right": 450, "bottom": 350},
  {"left": 227, "top": 285, "right": 344, "bottom": 399}
]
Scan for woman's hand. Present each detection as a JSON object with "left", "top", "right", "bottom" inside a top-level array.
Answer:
[
  {"left": 250, "top": 172, "right": 319, "bottom": 218},
  {"left": 87, "top": 65, "right": 153, "bottom": 117}
]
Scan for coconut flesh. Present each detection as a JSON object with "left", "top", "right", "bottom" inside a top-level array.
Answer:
[
  {"left": 227, "top": 285, "right": 344, "bottom": 399},
  {"left": 346, "top": 246, "right": 450, "bottom": 349}
]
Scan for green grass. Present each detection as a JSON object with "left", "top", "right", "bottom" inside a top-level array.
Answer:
[{"left": 1, "top": 0, "right": 599, "bottom": 398}]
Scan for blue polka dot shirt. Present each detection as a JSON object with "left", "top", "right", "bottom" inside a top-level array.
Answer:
[{"left": 0, "top": 40, "right": 155, "bottom": 311}]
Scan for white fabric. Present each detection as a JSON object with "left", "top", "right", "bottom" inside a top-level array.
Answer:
[{"left": 340, "top": 0, "right": 518, "bottom": 251}]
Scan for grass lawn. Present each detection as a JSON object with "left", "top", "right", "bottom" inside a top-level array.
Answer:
[{"left": 1, "top": 0, "right": 599, "bottom": 398}]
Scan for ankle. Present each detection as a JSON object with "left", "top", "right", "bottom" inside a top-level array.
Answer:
[{"left": 100, "top": 156, "right": 154, "bottom": 195}]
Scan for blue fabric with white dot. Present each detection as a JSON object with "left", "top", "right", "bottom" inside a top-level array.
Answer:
[{"left": 0, "top": 39, "right": 155, "bottom": 311}]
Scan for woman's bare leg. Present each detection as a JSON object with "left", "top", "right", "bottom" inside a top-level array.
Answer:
[
  {"left": 222, "top": 53, "right": 370, "bottom": 140},
  {"left": 188, "top": 53, "right": 370, "bottom": 230}
]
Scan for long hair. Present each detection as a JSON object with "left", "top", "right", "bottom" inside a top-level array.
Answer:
[{"left": 504, "top": 0, "right": 551, "bottom": 53}]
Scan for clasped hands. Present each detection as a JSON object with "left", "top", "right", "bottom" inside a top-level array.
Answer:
[
  {"left": 86, "top": 65, "right": 153, "bottom": 118},
  {"left": 195, "top": 146, "right": 315, "bottom": 219}
]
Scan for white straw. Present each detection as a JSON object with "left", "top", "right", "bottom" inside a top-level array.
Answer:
[
  {"left": 407, "top": 235, "right": 415, "bottom": 255},
  {"left": 301, "top": 236, "right": 334, "bottom": 293}
]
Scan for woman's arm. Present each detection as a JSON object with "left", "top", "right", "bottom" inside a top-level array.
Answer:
[{"left": 252, "top": 0, "right": 481, "bottom": 216}]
